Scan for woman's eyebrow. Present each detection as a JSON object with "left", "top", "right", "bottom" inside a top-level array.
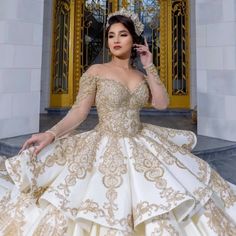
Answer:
[{"left": 108, "top": 30, "right": 129, "bottom": 34}]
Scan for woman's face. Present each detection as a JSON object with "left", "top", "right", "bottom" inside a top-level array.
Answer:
[{"left": 107, "top": 23, "right": 133, "bottom": 58}]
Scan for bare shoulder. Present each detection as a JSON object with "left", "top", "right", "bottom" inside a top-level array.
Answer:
[{"left": 133, "top": 68, "right": 146, "bottom": 81}]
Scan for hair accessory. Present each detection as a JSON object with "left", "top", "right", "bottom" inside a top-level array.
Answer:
[{"left": 106, "top": 8, "right": 144, "bottom": 36}]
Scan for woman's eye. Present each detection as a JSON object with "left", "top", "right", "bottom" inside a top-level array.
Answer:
[{"left": 108, "top": 34, "right": 127, "bottom": 38}]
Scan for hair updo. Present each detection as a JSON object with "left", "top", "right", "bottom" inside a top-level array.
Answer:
[{"left": 105, "top": 15, "right": 144, "bottom": 65}]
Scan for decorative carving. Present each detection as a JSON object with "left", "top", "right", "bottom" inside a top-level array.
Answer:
[
  {"left": 73, "top": 0, "right": 83, "bottom": 100},
  {"left": 52, "top": 0, "right": 70, "bottom": 94},
  {"left": 160, "top": 0, "right": 168, "bottom": 88}
]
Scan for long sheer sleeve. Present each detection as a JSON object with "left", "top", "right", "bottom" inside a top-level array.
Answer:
[
  {"left": 144, "top": 63, "right": 169, "bottom": 109},
  {"left": 45, "top": 72, "right": 97, "bottom": 140}
]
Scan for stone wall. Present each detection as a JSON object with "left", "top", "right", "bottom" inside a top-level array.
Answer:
[
  {"left": 40, "top": 0, "right": 53, "bottom": 113},
  {"left": 190, "top": 0, "right": 197, "bottom": 108},
  {"left": 0, "top": 0, "right": 44, "bottom": 138},
  {"left": 196, "top": 0, "right": 236, "bottom": 141}
]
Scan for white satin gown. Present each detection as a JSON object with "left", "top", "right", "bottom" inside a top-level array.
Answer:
[{"left": 0, "top": 73, "right": 235, "bottom": 236}]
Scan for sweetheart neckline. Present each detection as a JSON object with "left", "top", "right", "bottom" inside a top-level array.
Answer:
[{"left": 96, "top": 76, "right": 147, "bottom": 95}]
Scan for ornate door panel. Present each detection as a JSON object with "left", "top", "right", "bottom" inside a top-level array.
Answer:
[
  {"left": 50, "top": 0, "right": 75, "bottom": 107},
  {"left": 168, "top": 0, "right": 190, "bottom": 108},
  {"left": 50, "top": 0, "right": 190, "bottom": 108}
]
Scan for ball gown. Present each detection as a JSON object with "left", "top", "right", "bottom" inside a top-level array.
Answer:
[{"left": 0, "top": 71, "right": 235, "bottom": 236}]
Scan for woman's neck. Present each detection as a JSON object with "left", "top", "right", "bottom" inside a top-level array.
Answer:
[{"left": 111, "top": 57, "right": 132, "bottom": 69}]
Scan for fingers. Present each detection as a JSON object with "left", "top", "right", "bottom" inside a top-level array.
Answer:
[
  {"left": 134, "top": 44, "right": 147, "bottom": 49},
  {"left": 33, "top": 146, "right": 41, "bottom": 157},
  {"left": 18, "top": 148, "right": 24, "bottom": 155},
  {"left": 135, "top": 46, "right": 146, "bottom": 52},
  {"left": 134, "top": 43, "right": 149, "bottom": 54},
  {"left": 32, "top": 141, "right": 47, "bottom": 157},
  {"left": 144, "top": 37, "right": 148, "bottom": 47},
  {"left": 20, "top": 140, "right": 32, "bottom": 152},
  {"left": 135, "top": 46, "right": 150, "bottom": 55},
  {"left": 20, "top": 136, "right": 38, "bottom": 153},
  {"left": 18, "top": 133, "right": 50, "bottom": 157},
  {"left": 135, "top": 46, "right": 148, "bottom": 52}
]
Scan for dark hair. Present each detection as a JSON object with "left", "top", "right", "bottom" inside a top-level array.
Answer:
[{"left": 105, "top": 15, "right": 144, "bottom": 65}]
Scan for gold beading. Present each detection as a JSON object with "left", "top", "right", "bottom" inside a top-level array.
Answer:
[{"left": 106, "top": 8, "right": 144, "bottom": 36}]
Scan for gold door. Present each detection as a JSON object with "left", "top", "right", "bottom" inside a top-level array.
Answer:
[
  {"left": 50, "top": 0, "right": 75, "bottom": 107},
  {"left": 50, "top": 0, "right": 190, "bottom": 108},
  {"left": 168, "top": 0, "right": 190, "bottom": 108}
]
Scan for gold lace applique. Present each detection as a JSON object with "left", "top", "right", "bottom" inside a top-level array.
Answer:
[
  {"left": 5, "top": 158, "right": 22, "bottom": 185},
  {"left": 78, "top": 199, "right": 132, "bottom": 232},
  {"left": 72, "top": 73, "right": 97, "bottom": 108},
  {"left": 94, "top": 77, "right": 149, "bottom": 138},
  {"left": 144, "top": 64, "right": 170, "bottom": 104},
  {"left": 129, "top": 139, "right": 187, "bottom": 224},
  {"left": 0, "top": 156, "right": 13, "bottom": 184},
  {"left": 47, "top": 73, "right": 97, "bottom": 140},
  {"left": 145, "top": 64, "right": 163, "bottom": 86},
  {"left": 192, "top": 186, "right": 212, "bottom": 205},
  {"left": 103, "top": 228, "right": 132, "bottom": 236},
  {"left": 16, "top": 140, "right": 73, "bottom": 195},
  {"left": 142, "top": 124, "right": 196, "bottom": 153},
  {"left": 73, "top": 138, "right": 133, "bottom": 231},
  {"left": 37, "top": 134, "right": 133, "bottom": 231},
  {"left": 209, "top": 170, "right": 236, "bottom": 208},
  {"left": 53, "top": 133, "right": 100, "bottom": 197},
  {"left": 149, "top": 213, "right": 180, "bottom": 236},
  {"left": 203, "top": 199, "right": 236, "bottom": 235},
  {"left": 0, "top": 191, "right": 34, "bottom": 235},
  {"left": 98, "top": 138, "right": 129, "bottom": 226},
  {"left": 141, "top": 124, "right": 210, "bottom": 184},
  {"left": 33, "top": 205, "right": 68, "bottom": 236}
]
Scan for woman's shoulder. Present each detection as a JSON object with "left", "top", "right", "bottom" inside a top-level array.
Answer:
[
  {"left": 85, "top": 64, "right": 105, "bottom": 76},
  {"left": 85, "top": 63, "right": 146, "bottom": 81},
  {"left": 132, "top": 68, "right": 146, "bottom": 80}
]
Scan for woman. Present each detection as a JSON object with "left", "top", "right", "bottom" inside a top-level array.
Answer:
[{"left": 0, "top": 8, "right": 235, "bottom": 236}]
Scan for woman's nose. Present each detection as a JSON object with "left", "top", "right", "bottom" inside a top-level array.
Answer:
[{"left": 113, "top": 35, "right": 120, "bottom": 43}]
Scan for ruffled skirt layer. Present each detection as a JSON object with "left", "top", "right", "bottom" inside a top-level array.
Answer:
[{"left": 0, "top": 123, "right": 235, "bottom": 235}]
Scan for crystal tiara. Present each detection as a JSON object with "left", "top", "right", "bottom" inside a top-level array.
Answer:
[{"left": 106, "top": 8, "right": 144, "bottom": 36}]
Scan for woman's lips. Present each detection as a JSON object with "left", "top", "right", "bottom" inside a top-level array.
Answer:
[{"left": 114, "top": 46, "right": 121, "bottom": 50}]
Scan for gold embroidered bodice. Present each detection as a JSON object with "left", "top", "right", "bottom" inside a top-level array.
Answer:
[
  {"left": 95, "top": 78, "right": 149, "bottom": 137},
  {"left": 48, "top": 73, "right": 150, "bottom": 139}
]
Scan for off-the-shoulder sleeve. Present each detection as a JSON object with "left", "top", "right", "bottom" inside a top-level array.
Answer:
[
  {"left": 45, "top": 73, "right": 97, "bottom": 140},
  {"left": 72, "top": 72, "right": 97, "bottom": 108}
]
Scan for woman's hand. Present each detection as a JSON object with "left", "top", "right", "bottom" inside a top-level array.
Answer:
[
  {"left": 134, "top": 38, "right": 153, "bottom": 67},
  {"left": 19, "top": 132, "right": 55, "bottom": 157}
]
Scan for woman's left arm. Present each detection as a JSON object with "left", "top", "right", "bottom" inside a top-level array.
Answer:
[{"left": 134, "top": 39, "right": 169, "bottom": 110}]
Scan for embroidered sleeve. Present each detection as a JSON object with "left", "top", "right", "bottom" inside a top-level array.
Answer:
[
  {"left": 144, "top": 64, "right": 169, "bottom": 108},
  {"left": 45, "top": 72, "right": 97, "bottom": 140},
  {"left": 72, "top": 72, "right": 97, "bottom": 109}
]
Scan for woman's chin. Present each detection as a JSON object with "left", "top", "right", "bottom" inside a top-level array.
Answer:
[
  {"left": 111, "top": 51, "right": 123, "bottom": 57},
  {"left": 111, "top": 51, "right": 130, "bottom": 59}
]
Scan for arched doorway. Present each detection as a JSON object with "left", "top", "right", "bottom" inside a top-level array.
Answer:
[{"left": 50, "top": 0, "right": 190, "bottom": 109}]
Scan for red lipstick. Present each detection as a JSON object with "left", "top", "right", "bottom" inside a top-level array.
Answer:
[{"left": 114, "top": 46, "right": 121, "bottom": 50}]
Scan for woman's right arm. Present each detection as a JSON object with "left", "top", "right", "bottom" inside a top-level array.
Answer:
[{"left": 20, "top": 65, "right": 98, "bottom": 156}]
